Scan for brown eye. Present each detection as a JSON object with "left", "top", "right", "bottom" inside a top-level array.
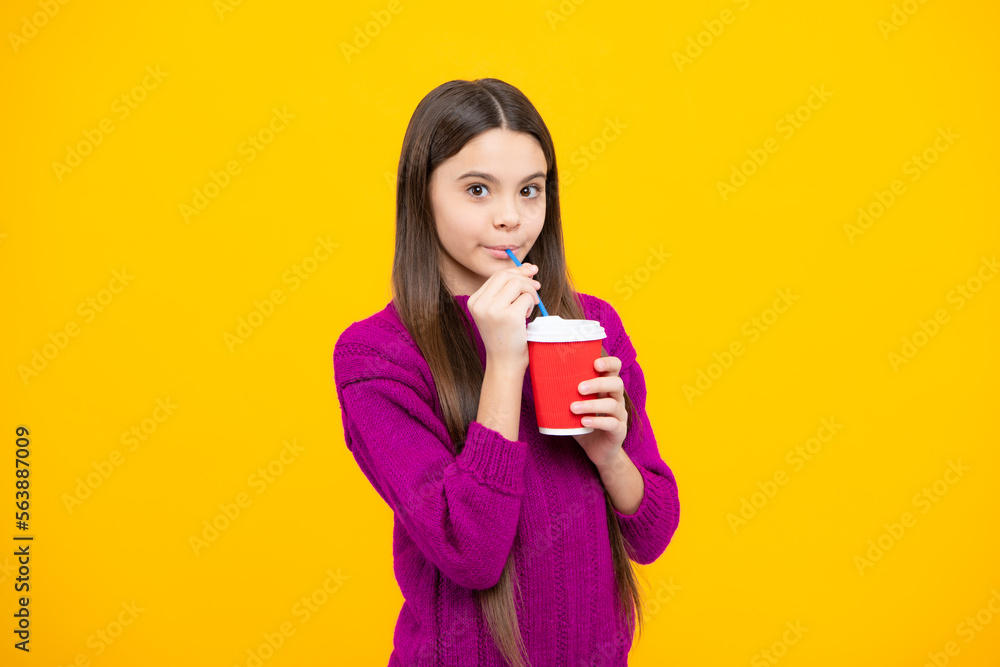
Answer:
[
  {"left": 468, "top": 184, "right": 488, "bottom": 198},
  {"left": 521, "top": 184, "right": 542, "bottom": 198}
]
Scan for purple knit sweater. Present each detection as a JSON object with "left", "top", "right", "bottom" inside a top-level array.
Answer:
[{"left": 333, "top": 291, "right": 680, "bottom": 666}]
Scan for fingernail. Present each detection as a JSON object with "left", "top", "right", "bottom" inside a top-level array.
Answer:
[{"left": 579, "top": 383, "right": 590, "bottom": 393}]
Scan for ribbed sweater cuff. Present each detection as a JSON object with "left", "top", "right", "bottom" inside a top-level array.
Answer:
[
  {"left": 614, "top": 464, "right": 678, "bottom": 536},
  {"left": 456, "top": 421, "right": 528, "bottom": 497}
]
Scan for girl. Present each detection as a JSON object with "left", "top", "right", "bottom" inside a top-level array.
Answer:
[{"left": 334, "top": 78, "right": 680, "bottom": 666}]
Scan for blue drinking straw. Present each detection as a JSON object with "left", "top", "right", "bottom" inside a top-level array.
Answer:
[{"left": 505, "top": 249, "right": 550, "bottom": 317}]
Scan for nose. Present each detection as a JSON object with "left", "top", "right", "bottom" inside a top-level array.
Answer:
[{"left": 494, "top": 195, "right": 520, "bottom": 229}]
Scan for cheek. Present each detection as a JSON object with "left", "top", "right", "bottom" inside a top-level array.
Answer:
[
  {"left": 435, "top": 200, "right": 471, "bottom": 234},
  {"left": 527, "top": 201, "right": 546, "bottom": 225},
  {"left": 443, "top": 196, "right": 480, "bottom": 219},
  {"left": 438, "top": 213, "right": 479, "bottom": 249}
]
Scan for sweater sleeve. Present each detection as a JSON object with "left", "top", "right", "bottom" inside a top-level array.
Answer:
[
  {"left": 595, "top": 298, "right": 681, "bottom": 565},
  {"left": 333, "top": 326, "right": 528, "bottom": 591}
]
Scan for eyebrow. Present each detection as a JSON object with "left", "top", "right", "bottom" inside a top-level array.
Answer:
[{"left": 456, "top": 171, "right": 546, "bottom": 185}]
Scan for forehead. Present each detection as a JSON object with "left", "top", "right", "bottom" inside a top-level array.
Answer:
[{"left": 442, "top": 129, "right": 547, "bottom": 174}]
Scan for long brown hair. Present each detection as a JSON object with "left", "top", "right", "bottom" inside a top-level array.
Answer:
[{"left": 390, "top": 78, "right": 646, "bottom": 666}]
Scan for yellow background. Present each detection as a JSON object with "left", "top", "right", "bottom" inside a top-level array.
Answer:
[{"left": 2, "top": 0, "right": 998, "bottom": 664}]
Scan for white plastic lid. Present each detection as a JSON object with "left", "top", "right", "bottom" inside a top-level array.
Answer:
[{"left": 525, "top": 315, "right": 606, "bottom": 342}]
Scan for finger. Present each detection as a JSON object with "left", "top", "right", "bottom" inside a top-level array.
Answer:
[
  {"left": 579, "top": 415, "right": 624, "bottom": 430},
  {"left": 522, "top": 267, "right": 542, "bottom": 297},
  {"left": 578, "top": 376, "right": 624, "bottom": 398},
  {"left": 517, "top": 263, "right": 541, "bottom": 295},
  {"left": 495, "top": 277, "right": 541, "bottom": 311},
  {"left": 493, "top": 278, "right": 533, "bottom": 312},
  {"left": 571, "top": 397, "right": 623, "bottom": 415},
  {"left": 515, "top": 279, "right": 541, "bottom": 309},
  {"left": 481, "top": 264, "right": 532, "bottom": 301},
  {"left": 517, "top": 291, "right": 536, "bottom": 318},
  {"left": 595, "top": 356, "right": 622, "bottom": 374}
]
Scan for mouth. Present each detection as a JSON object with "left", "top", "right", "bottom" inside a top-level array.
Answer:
[
  {"left": 483, "top": 245, "right": 521, "bottom": 262},
  {"left": 482, "top": 245, "right": 520, "bottom": 259}
]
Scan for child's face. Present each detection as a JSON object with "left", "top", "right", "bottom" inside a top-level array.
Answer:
[{"left": 429, "top": 128, "right": 547, "bottom": 296}]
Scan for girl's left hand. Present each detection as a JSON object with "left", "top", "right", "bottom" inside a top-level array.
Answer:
[{"left": 570, "top": 355, "right": 627, "bottom": 467}]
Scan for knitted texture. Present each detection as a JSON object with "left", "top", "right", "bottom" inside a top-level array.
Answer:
[{"left": 333, "top": 292, "right": 680, "bottom": 666}]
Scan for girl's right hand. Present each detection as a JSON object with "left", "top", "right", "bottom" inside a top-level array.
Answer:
[{"left": 467, "top": 263, "right": 542, "bottom": 372}]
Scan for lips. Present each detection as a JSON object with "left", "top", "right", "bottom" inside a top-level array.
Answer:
[{"left": 483, "top": 245, "right": 520, "bottom": 260}]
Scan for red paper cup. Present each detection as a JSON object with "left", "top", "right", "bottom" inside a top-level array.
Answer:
[{"left": 526, "top": 316, "right": 607, "bottom": 435}]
